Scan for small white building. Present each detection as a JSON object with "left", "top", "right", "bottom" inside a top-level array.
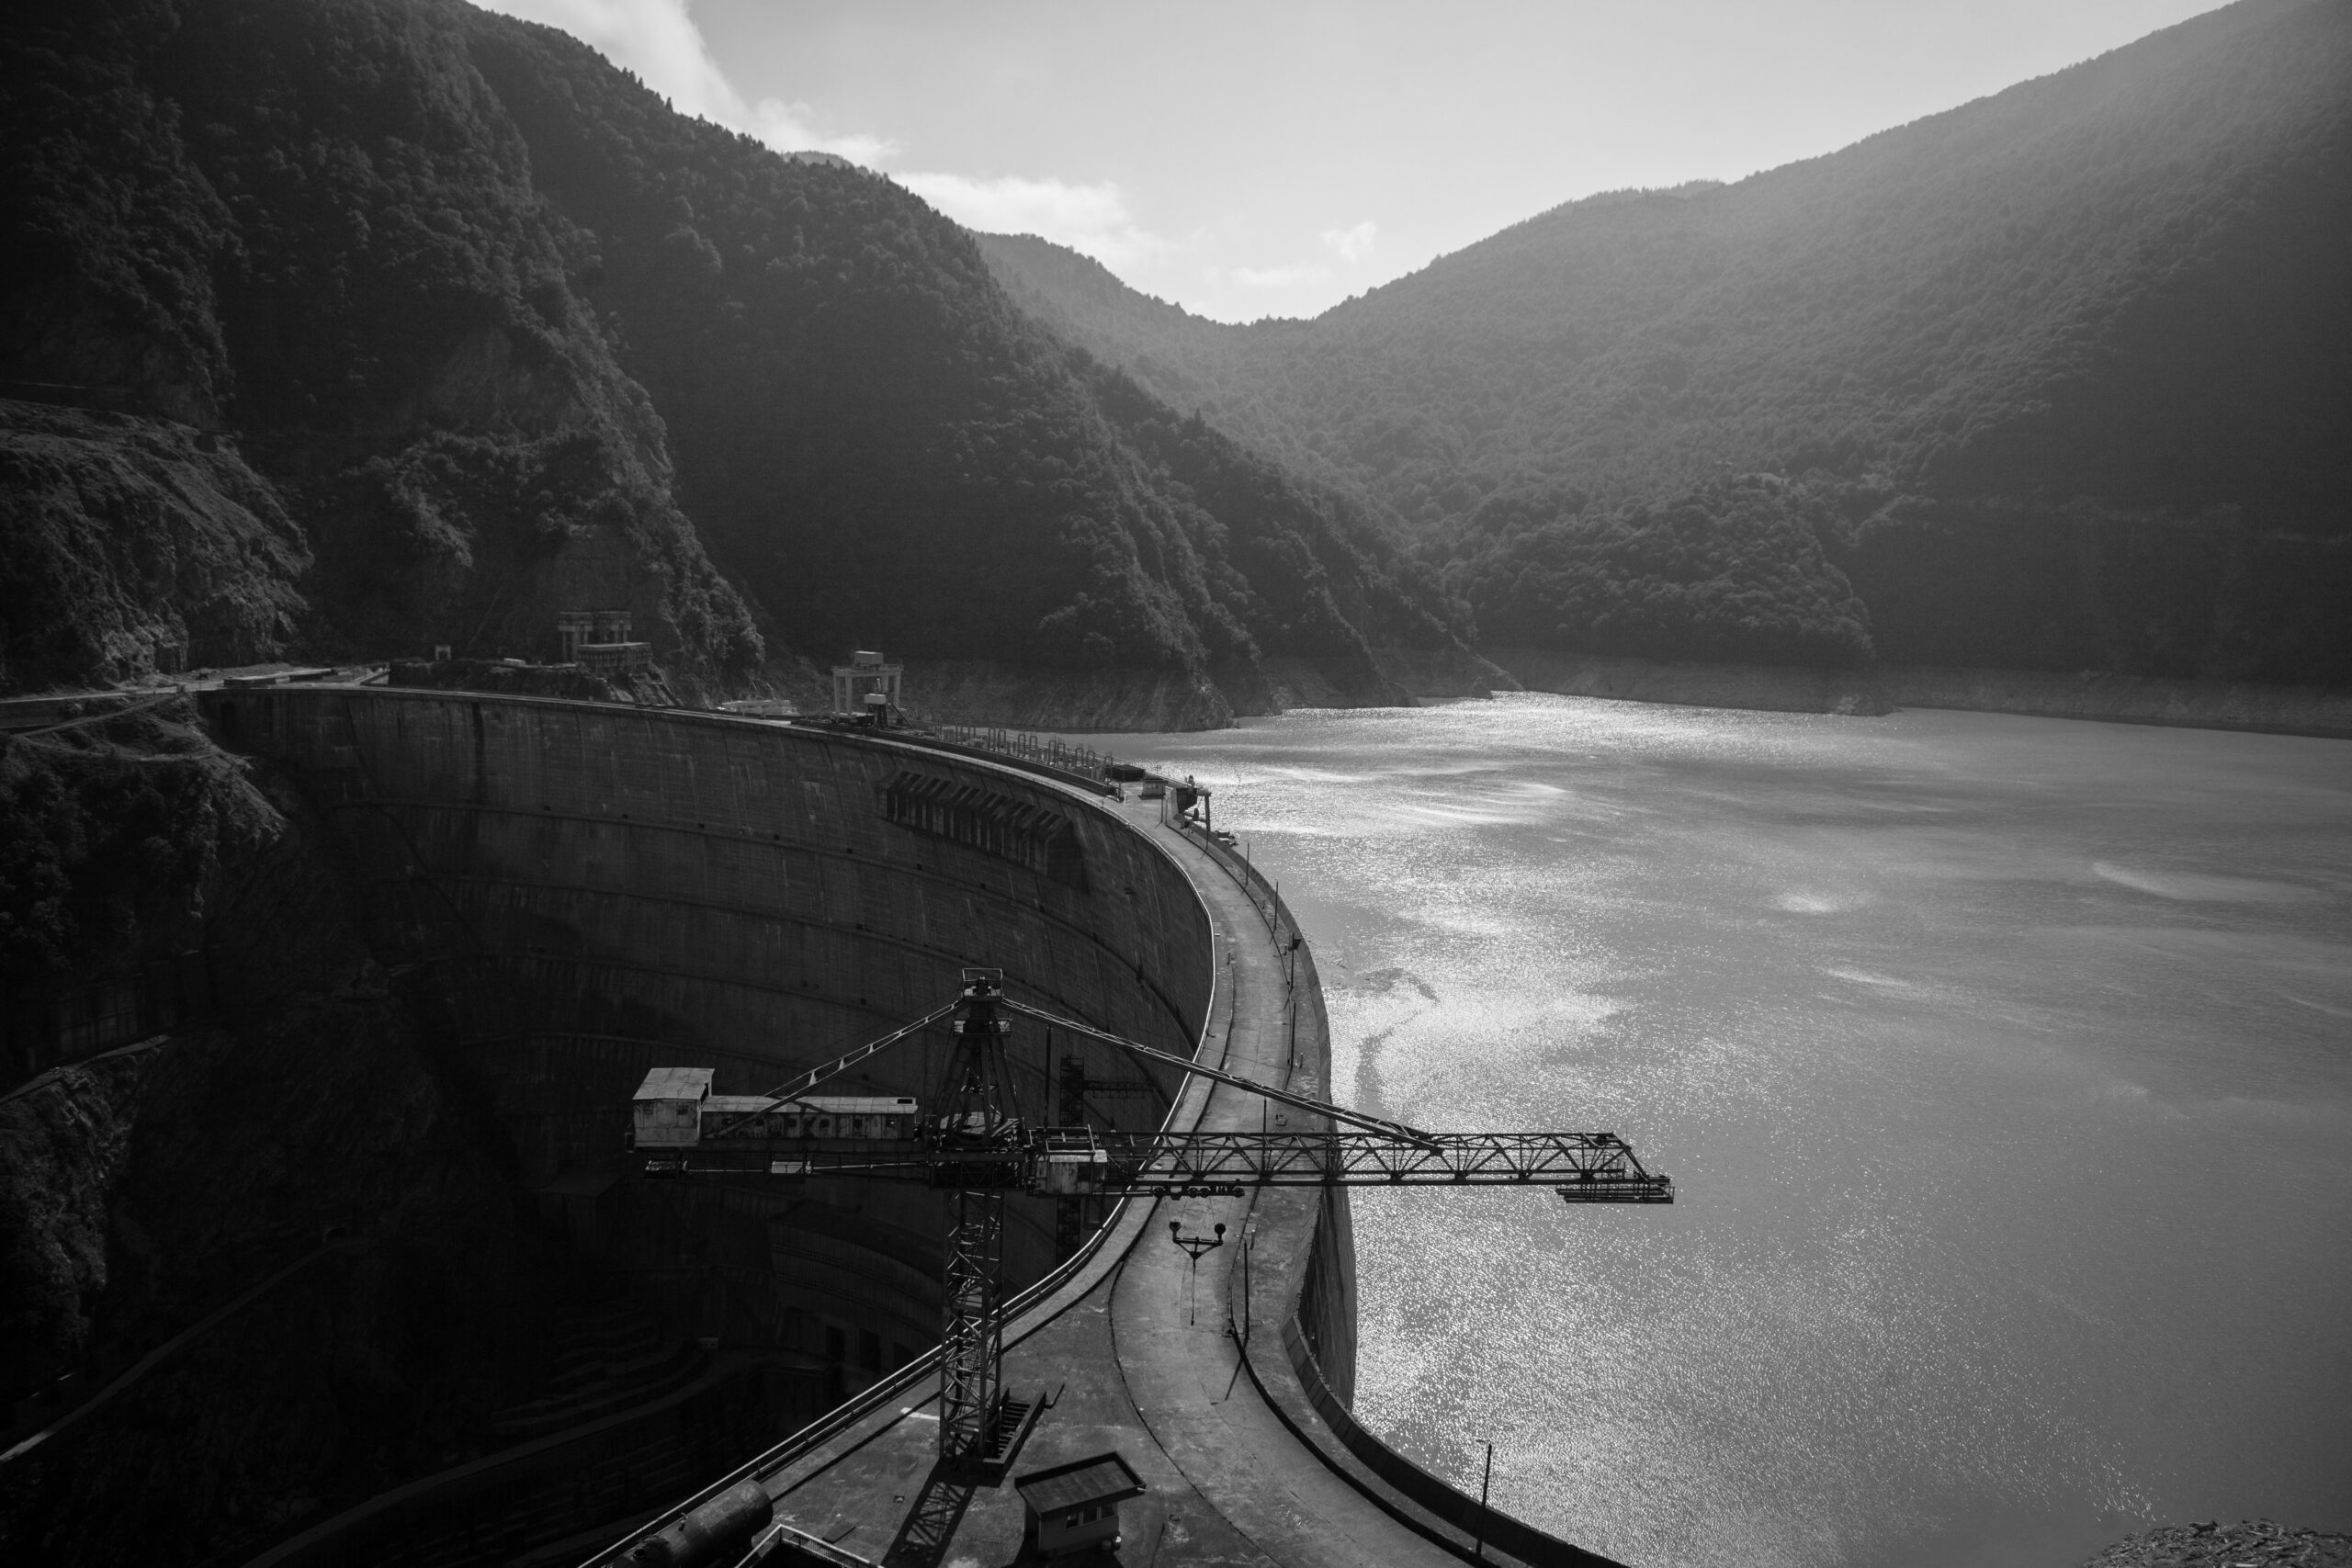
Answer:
[
  {"left": 632, "top": 1066, "right": 714, "bottom": 1147},
  {"left": 1014, "top": 1451, "right": 1145, "bottom": 1559}
]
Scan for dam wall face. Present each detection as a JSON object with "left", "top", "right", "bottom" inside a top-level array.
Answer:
[{"left": 201, "top": 686, "right": 1213, "bottom": 1404}]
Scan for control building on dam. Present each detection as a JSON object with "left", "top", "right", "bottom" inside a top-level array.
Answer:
[{"left": 204, "top": 685, "right": 1629, "bottom": 1568}]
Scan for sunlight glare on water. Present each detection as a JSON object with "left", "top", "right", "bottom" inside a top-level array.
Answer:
[{"left": 1072, "top": 695, "right": 2352, "bottom": 1568}]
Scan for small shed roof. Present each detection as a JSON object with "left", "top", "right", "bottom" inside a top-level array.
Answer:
[
  {"left": 1014, "top": 1451, "right": 1145, "bottom": 1516},
  {"left": 634, "top": 1067, "right": 714, "bottom": 1101}
]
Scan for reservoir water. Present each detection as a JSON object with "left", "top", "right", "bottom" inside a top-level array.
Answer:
[{"left": 1078, "top": 695, "right": 2351, "bottom": 1568}]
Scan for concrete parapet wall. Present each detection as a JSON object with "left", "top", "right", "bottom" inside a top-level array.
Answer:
[
  {"left": 1171, "top": 814, "right": 1361, "bottom": 1405},
  {"left": 1273, "top": 1313, "right": 1622, "bottom": 1568},
  {"left": 1193, "top": 815, "right": 1626, "bottom": 1566}
]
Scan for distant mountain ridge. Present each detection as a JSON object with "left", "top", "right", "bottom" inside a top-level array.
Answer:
[
  {"left": 1, "top": 0, "right": 1472, "bottom": 721},
  {"left": 981, "top": 0, "right": 2352, "bottom": 683},
  {"left": 7, "top": 0, "right": 2344, "bottom": 706}
]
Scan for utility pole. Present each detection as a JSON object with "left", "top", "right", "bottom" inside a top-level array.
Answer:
[
  {"left": 1239, "top": 1217, "right": 1254, "bottom": 1344},
  {"left": 1475, "top": 1440, "right": 1494, "bottom": 1560}
]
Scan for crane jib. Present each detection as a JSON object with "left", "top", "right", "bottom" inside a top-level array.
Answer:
[
  {"left": 616, "top": 932, "right": 1676, "bottom": 1549},
  {"left": 636, "top": 982, "right": 1676, "bottom": 1202},
  {"left": 641, "top": 1127, "right": 1673, "bottom": 1202}
]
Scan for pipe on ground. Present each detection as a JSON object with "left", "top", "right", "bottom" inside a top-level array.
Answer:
[{"left": 618, "top": 1482, "right": 774, "bottom": 1567}]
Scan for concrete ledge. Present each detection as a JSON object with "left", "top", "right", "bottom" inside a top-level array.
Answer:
[
  {"left": 1268, "top": 1317, "right": 1622, "bottom": 1568},
  {"left": 1186, "top": 808, "right": 1627, "bottom": 1568}
]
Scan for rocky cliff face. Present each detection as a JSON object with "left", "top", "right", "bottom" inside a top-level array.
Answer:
[
  {"left": 0, "top": 402, "right": 308, "bottom": 687},
  {"left": 2, "top": 0, "right": 765, "bottom": 700}
]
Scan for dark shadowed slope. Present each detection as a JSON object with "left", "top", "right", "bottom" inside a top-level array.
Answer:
[
  {"left": 2, "top": 0, "right": 1471, "bottom": 716},
  {"left": 1, "top": 0, "right": 761, "bottom": 697},
  {"left": 462, "top": 14, "right": 1469, "bottom": 704},
  {"left": 981, "top": 0, "right": 2352, "bottom": 682},
  {"left": 0, "top": 703, "right": 586, "bottom": 1566}
]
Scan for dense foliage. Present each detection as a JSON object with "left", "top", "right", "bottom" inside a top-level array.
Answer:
[
  {"left": 0, "top": 706, "right": 254, "bottom": 982},
  {"left": 461, "top": 13, "right": 1465, "bottom": 673},
  {"left": 1, "top": 0, "right": 764, "bottom": 692},
  {"left": 1450, "top": 477, "right": 1871, "bottom": 666},
  {"left": 1074, "top": 360, "right": 1463, "bottom": 664},
  {"left": 1, "top": 0, "right": 1470, "bottom": 699},
  {"left": 984, "top": 0, "right": 2352, "bottom": 680}
]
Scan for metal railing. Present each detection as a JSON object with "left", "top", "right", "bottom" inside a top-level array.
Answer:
[
  {"left": 1173, "top": 812, "right": 1295, "bottom": 951},
  {"left": 933, "top": 726, "right": 1120, "bottom": 784}
]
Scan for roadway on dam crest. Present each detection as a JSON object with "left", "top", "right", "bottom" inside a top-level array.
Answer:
[{"left": 751, "top": 793, "right": 1464, "bottom": 1567}]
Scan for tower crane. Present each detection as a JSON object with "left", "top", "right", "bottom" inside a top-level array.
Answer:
[{"left": 628, "top": 968, "right": 1672, "bottom": 1472}]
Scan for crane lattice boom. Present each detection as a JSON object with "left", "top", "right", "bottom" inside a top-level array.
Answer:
[
  {"left": 638, "top": 1127, "right": 1671, "bottom": 1203},
  {"left": 1047, "top": 1129, "right": 1671, "bottom": 1200}
]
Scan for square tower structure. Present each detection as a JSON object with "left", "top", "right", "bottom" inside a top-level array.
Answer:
[
  {"left": 831, "top": 649, "right": 902, "bottom": 723},
  {"left": 558, "top": 608, "right": 652, "bottom": 675}
]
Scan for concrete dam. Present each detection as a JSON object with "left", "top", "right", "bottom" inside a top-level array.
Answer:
[{"left": 202, "top": 685, "right": 1624, "bottom": 1568}]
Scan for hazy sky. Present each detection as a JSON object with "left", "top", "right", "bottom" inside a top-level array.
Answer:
[{"left": 479, "top": 0, "right": 2223, "bottom": 322}]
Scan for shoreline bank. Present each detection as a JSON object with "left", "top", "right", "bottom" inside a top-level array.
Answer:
[
  {"left": 1483, "top": 649, "right": 2352, "bottom": 739},
  {"left": 28, "top": 649, "right": 2344, "bottom": 742}
]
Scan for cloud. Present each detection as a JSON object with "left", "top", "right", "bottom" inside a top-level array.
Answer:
[
  {"left": 475, "top": 0, "right": 1170, "bottom": 262},
  {"left": 1321, "top": 220, "right": 1378, "bottom": 263},
  {"left": 475, "top": 0, "right": 893, "bottom": 162},
  {"left": 898, "top": 173, "right": 1169, "bottom": 269},
  {"left": 1214, "top": 263, "right": 1333, "bottom": 290},
  {"left": 742, "top": 99, "right": 896, "bottom": 166}
]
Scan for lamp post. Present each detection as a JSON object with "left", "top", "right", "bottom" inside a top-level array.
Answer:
[{"left": 1168, "top": 1220, "right": 1226, "bottom": 1326}]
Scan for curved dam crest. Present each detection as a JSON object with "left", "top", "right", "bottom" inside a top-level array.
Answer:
[
  {"left": 197, "top": 686, "right": 1607, "bottom": 1567},
  {"left": 207, "top": 687, "right": 1211, "bottom": 1360}
]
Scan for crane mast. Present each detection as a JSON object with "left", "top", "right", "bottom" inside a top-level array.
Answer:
[{"left": 933, "top": 969, "right": 1018, "bottom": 1470}]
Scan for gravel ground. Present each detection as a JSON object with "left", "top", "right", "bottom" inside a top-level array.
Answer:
[{"left": 2082, "top": 1520, "right": 2352, "bottom": 1567}]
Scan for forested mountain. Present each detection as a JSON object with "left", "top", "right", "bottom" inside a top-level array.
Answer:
[
  {"left": 1, "top": 0, "right": 1468, "bottom": 715},
  {"left": 982, "top": 0, "right": 2352, "bottom": 682},
  {"left": 7, "top": 0, "right": 2344, "bottom": 703}
]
